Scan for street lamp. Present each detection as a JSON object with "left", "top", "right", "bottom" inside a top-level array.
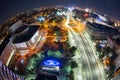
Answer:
[{"left": 85, "top": 8, "right": 89, "bottom": 12}]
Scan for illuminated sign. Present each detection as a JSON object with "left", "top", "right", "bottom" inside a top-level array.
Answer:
[
  {"left": 97, "top": 15, "right": 107, "bottom": 22},
  {"left": 43, "top": 59, "right": 61, "bottom": 66},
  {"left": 42, "top": 66, "right": 59, "bottom": 71}
]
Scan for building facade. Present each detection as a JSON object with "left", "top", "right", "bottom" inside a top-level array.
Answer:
[
  {"left": 9, "top": 20, "right": 23, "bottom": 33},
  {"left": 0, "top": 25, "right": 42, "bottom": 66},
  {"left": 0, "top": 40, "right": 15, "bottom": 66},
  {"left": 0, "top": 61, "right": 23, "bottom": 80},
  {"left": 106, "top": 37, "right": 120, "bottom": 75},
  {"left": 86, "top": 22, "right": 120, "bottom": 40},
  {"left": 12, "top": 26, "right": 41, "bottom": 52},
  {"left": 111, "top": 73, "right": 120, "bottom": 80}
]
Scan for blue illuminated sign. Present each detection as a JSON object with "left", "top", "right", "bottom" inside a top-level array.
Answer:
[
  {"left": 96, "top": 17, "right": 103, "bottom": 22},
  {"left": 43, "top": 59, "right": 61, "bottom": 66}
]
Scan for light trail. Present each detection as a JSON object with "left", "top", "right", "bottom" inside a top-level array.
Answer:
[
  {"left": 72, "top": 17, "right": 105, "bottom": 80},
  {"left": 83, "top": 30, "right": 106, "bottom": 79},
  {"left": 64, "top": 9, "right": 106, "bottom": 80},
  {"left": 70, "top": 29, "right": 93, "bottom": 80},
  {"left": 66, "top": 10, "right": 93, "bottom": 80}
]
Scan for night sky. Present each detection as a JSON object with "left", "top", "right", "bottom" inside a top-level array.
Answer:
[{"left": 0, "top": 0, "right": 120, "bottom": 24}]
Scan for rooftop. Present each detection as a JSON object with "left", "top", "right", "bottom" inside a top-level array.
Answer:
[
  {"left": 87, "top": 22, "right": 120, "bottom": 35},
  {"left": 13, "top": 25, "right": 39, "bottom": 43}
]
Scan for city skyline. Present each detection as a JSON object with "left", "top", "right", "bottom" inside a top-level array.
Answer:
[{"left": 0, "top": 0, "right": 120, "bottom": 24}]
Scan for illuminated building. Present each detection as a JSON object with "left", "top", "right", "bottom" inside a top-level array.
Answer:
[
  {"left": 0, "top": 25, "right": 42, "bottom": 66},
  {"left": 0, "top": 39, "right": 15, "bottom": 66},
  {"left": 0, "top": 34, "right": 15, "bottom": 66},
  {"left": 12, "top": 25, "right": 41, "bottom": 54},
  {"left": 9, "top": 20, "right": 23, "bottom": 33},
  {"left": 0, "top": 25, "right": 44, "bottom": 67},
  {"left": 0, "top": 61, "right": 24, "bottom": 80},
  {"left": 39, "top": 50, "right": 63, "bottom": 73},
  {"left": 86, "top": 22, "right": 120, "bottom": 40},
  {"left": 41, "top": 59, "right": 61, "bottom": 72},
  {"left": 94, "top": 15, "right": 114, "bottom": 26},
  {"left": 89, "top": 12, "right": 114, "bottom": 27}
]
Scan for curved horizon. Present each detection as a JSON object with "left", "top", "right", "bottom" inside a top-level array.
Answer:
[{"left": 0, "top": 0, "right": 120, "bottom": 25}]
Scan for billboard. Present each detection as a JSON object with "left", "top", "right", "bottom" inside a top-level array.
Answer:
[
  {"left": 41, "top": 59, "right": 61, "bottom": 71},
  {"left": 43, "top": 59, "right": 61, "bottom": 66},
  {"left": 42, "top": 66, "right": 59, "bottom": 71}
]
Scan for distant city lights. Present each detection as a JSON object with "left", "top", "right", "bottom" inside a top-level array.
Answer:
[
  {"left": 68, "top": 7, "right": 74, "bottom": 11},
  {"left": 35, "top": 16, "right": 45, "bottom": 22}
]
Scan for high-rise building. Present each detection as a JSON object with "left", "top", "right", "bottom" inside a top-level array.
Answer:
[
  {"left": 111, "top": 73, "right": 120, "bottom": 80},
  {"left": 0, "top": 61, "right": 24, "bottom": 80}
]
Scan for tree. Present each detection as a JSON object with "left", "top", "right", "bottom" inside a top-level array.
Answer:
[
  {"left": 70, "top": 46, "right": 77, "bottom": 54},
  {"left": 98, "top": 52, "right": 105, "bottom": 59},
  {"left": 95, "top": 43, "right": 102, "bottom": 52},
  {"left": 70, "top": 61, "right": 78, "bottom": 68},
  {"left": 103, "top": 47, "right": 112, "bottom": 57},
  {"left": 68, "top": 70, "right": 74, "bottom": 80},
  {"left": 67, "top": 46, "right": 77, "bottom": 58},
  {"left": 63, "top": 64, "right": 71, "bottom": 73}
]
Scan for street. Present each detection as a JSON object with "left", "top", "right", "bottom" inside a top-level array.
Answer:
[{"left": 65, "top": 9, "right": 106, "bottom": 80}]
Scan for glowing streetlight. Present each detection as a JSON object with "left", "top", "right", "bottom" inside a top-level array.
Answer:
[
  {"left": 85, "top": 8, "right": 89, "bottom": 12},
  {"left": 68, "top": 7, "right": 73, "bottom": 11}
]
